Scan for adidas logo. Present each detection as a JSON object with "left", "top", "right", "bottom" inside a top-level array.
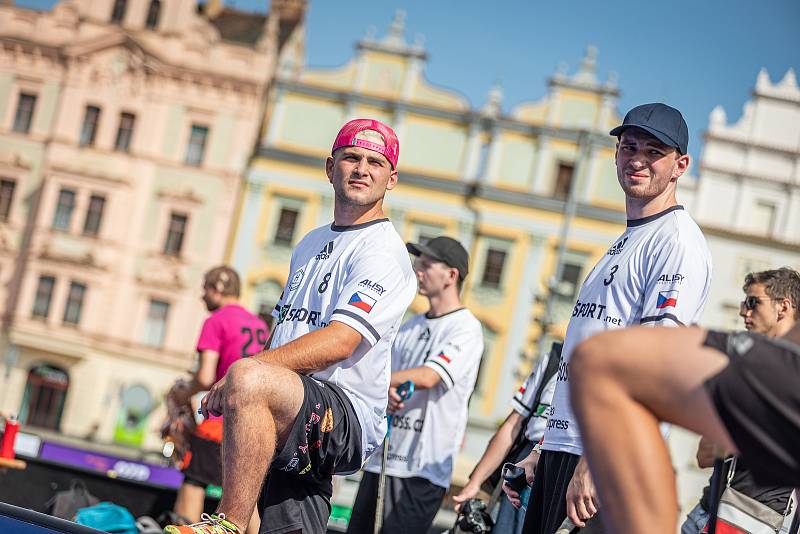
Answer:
[
  {"left": 316, "top": 241, "right": 334, "bottom": 260},
  {"left": 607, "top": 237, "right": 628, "bottom": 256}
]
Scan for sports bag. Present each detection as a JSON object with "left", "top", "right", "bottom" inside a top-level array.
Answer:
[
  {"left": 74, "top": 502, "right": 138, "bottom": 534},
  {"left": 703, "top": 457, "right": 785, "bottom": 534}
]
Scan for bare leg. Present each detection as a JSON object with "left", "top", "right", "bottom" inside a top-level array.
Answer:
[
  {"left": 174, "top": 483, "right": 205, "bottom": 522},
  {"left": 216, "top": 359, "right": 304, "bottom": 531},
  {"left": 570, "top": 327, "right": 736, "bottom": 534},
  {"left": 245, "top": 510, "right": 260, "bottom": 534}
]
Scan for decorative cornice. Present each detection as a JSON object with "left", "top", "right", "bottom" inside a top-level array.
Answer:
[{"left": 254, "top": 146, "right": 626, "bottom": 224}]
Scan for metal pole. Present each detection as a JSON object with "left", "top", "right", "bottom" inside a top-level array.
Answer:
[{"left": 536, "top": 131, "right": 590, "bottom": 355}]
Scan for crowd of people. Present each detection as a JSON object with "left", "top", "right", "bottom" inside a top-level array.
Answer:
[{"left": 159, "top": 108, "right": 799, "bottom": 534}]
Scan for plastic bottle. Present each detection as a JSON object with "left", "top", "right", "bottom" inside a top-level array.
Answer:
[{"left": 1, "top": 414, "right": 19, "bottom": 459}]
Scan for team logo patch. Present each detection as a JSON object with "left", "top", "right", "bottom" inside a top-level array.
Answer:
[
  {"left": 348, "top": 291, "right": 376, "bottom": 313},
  {"left": 288, "top": 268, "right": 305, "bottom": 291},
  {"left": 436, "top": 351, "right": 452, "bottom": 363},
  {"left": 607, "top": 237, "right": 628, "bottom": 256},
  {"left": 656, "top": 290, "right": 679, "bottom": 309},
  {"left": 320, "top": 408, "right": 334, "bottom": 432}
]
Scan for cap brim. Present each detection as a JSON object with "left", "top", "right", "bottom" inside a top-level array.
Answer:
[
  {"left": 406, "top": 242, "right": 444, "bottom": 262},
  {"left": 609, "top": 124, "right": 682, "bottom": 153}
]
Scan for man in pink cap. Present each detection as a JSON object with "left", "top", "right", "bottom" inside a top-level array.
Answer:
[{"left": 165, "top": 119, "right": 416, "bottom": 534}]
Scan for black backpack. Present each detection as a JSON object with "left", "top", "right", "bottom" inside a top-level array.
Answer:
[{"left": 482, "top": 342, "right": 562, "bottom": 493}]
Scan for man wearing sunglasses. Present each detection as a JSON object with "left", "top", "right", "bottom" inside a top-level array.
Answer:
[{"left": 680, "top": 267, "right": 800, "bottom": 534}]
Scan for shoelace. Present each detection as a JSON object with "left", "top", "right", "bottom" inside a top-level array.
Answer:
[{"left": 188, "top": 513, "right": 237, "bottom": 533}]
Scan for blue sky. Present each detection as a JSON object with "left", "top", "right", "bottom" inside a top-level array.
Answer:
[{"left": 18, "top": 0, "right": 800, "bottom": 163}]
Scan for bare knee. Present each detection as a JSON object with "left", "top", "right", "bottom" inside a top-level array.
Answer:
[{"left": 225, "top": 359, "right": 274, "bottom": 411}]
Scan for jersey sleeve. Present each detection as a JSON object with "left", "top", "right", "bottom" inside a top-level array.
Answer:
[
  {"left": 511, "top": 352, "right": 550, "bottom": 417},
  {"left": 196, "top": 315, "right": 222, "bottom": 353},
  {"left": 423, "top": 323, "right": 484, "bottom": 390},
  {"left": 640, "top": 235, "right": 709, "bottom": 327},
  {"left": 330, "top": 253, "right": 414, "bottom": 346}
]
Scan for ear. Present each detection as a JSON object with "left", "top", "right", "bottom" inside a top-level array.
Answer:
[
  {"left": 672, "top": 153, "right": 690, "bottom": 181},
  {"left": 385, "top": 168, "right": 399, "bottom": 191},
  {"left": 777, "top": 298, "right": 793, "bottom": 321},
  {"left": 325, "top": 156, "right": 335, "bottom": 183}
]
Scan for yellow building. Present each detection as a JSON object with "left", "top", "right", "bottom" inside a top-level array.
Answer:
[{"left": 229, "top": 12, "right": 627, "bottom": 476}]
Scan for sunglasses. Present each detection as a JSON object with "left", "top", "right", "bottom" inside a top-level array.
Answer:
[{"left": 739, "top": 296, "right": 778, "bottom": 311}]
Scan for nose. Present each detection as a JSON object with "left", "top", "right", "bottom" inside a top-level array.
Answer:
[
  {"left": 355, "top": 156, "right": 370, "bottom": 176},
  {"left": 739, "top": 306, "right": 750, "bottom": 318}
]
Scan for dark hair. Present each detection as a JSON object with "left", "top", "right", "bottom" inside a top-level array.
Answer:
[
  {"left": 204, "top": 266, "right": 241, "bottom": 297},
  {"left": 743, "top": 267, "right": 800, "bottom": 318}
]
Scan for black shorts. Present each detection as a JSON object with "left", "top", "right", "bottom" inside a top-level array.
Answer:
[
  {"left": 345, "top": 472, "right": 446, "bottom": 534},
  {"left": 522, "top": 450, "right": 606, "bottom": 534},
  {"left": 182, "top": 420, "right": 223, "bottom": 488},
  {"left": 258, "top": 374, "right": 363, "bottom": 534},
  {"left": 703, "top": 330, "right": 800, "bottom": 486}
]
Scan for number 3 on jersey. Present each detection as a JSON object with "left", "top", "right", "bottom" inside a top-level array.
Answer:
[
  {"left": 604, "top": 265, "right": 618, "bottom": 286},
  {"left": 318, "top": 272, "right": 331, "bottom": 294}
]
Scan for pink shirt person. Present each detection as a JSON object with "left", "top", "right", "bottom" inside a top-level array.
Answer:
[{"left": 197, "top": 304, "right": 269, "bottom": 384}]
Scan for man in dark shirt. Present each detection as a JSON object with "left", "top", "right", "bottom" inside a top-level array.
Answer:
[{"left": 680, "top": 267, "right": 799, "bottom": 533}]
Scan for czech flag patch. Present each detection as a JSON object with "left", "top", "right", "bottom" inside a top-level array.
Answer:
[
  {"left": 348, "top": 291, "right": 376, "bottom": 313},
  {"left": 436, "top": 351, "right": 452, "bottom": 363},
  {"left": 656, "top": 290, "right": 679, "bottom": 309}
]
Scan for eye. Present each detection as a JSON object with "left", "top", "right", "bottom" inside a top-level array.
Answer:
[{"left": 649, "top": 149, "right": 664, "bottom": 156}]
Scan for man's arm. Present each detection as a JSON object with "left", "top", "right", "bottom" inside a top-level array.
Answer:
[
  {"left": 453, "top": 411, "right": 525, "bottom": 506},
  {"left": 391, "top": 367, "right": 441, "bottom": 389},
  {"left": 251, "top": 320, "right": 362, "bottom": 373}
]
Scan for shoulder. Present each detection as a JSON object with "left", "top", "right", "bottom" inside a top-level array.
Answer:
[
  {"left": 442, "top": 309, "right": 483, "bottom": 336},
  {"left": 646, "top": 209, "right": 709, "bottom": 255}
]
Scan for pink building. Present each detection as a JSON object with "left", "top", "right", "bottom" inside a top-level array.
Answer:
[{"left": 0, "top": 0, "right": 304, "bottom": 450}]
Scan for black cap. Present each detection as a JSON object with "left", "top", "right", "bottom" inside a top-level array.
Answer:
[
  {"left": 406, "top": 236, "right": 469, "bottom": 280},
  {"left": 610, "top": 103, "right": 689, "bottom": 155}
]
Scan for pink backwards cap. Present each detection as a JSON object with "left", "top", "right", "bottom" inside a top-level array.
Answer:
[{"left": 331, "top": 118, "right": 400, "bottom": 169}]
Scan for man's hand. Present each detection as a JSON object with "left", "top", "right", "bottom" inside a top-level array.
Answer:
[
  {"left": 200, "top": 376, "right": 227, "bottom": 419},
  {"left": 519, "top": 449, "right": 540, "bottom": 485},
  {"left": 387, "top": 386, "right": 405, "bottom": 414},
  {"left": 452, "top": 481, "right": 481, "bottom": 512},
  {"left": 565, "top": 456, "right": 599, "bottom": 527},
  {"left": 502, "top": 481, "right": 523, "bottom": 509}
]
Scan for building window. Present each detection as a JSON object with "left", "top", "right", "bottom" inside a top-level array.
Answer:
[
  {"left": 145, "top": 0, "right": 161, "bottom": 29},
  {"left": 63, "top": 282, "right": 86, "bottom": 325},
  {"left": 113, "top": 384, "right": 153, "bottom": 447},
  {"left": 83, "top": 194, "right": 106, "bottom": 237},
  {"left": 273, "top": 207, "right": 299, "bottom": 246},
  {"left": 751, "top": 200, "right": 777, "bottom": 236},
  {"left": 114, "top": 112, "right": 135, "bottom": 152},
  {"left": 52, "top": 188, "right": 76, "bottom": 231},
  {"left": 13, "top": 93, "right": 36, "bottom": 134},
  {"left": 110, "top": 0, "right": 127, "bottom": 23},
  {"left": 142, "top": 299, "right": 169, "bottom": 347},
  {"left": 163, "top": 212, "right": 188, "bottom": 256},
  {"left": 32, "top": 275, "right": 55, "bottom": 318},
  {"left": 185, "top": 124, "right": 209, "bottom": 166},
  {"left": 553, "top": 162, "right": 574, "bottom": 201},
  {"left": 0, "top": 179, "right": 16, "bottom": 222},
  {"left": 79, "top": 105, "right": 101, "bottom": 146},
  {"left": 19, "top": 365, "right": 69, "bottom": 430},
  {"left": 558, "top": 262, "right": 583, "bottom": 300},
  {"left": 481, "top": 248, "right": 507, "bottom": 288}
]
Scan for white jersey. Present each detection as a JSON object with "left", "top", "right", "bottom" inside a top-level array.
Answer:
[
  {"left": 271, "top": 219, "right": 416, "bottom": 464},
  {"left": 363, "top": 308, "right": 484, "bottom": 488},
  {"left": 511, "top": 351, "right": 557, "bottom": 442},
  {"left": 542, "top": 206, "right": 712, "bottom": 456}
]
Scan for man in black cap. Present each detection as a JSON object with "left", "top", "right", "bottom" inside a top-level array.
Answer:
[
  {"left": 519, "top": 103, "right": 713, "bottom": 533},
  {"left": 347, "top": 236, "right": 484, "bottom": 534}
]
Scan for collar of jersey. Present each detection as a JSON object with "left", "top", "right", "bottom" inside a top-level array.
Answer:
[
  {"left": 330, "top": 218, "right": 389, "bottom": 232},
  {"left": 626, "top": 205, "right": 684, "bottom": 228},
  {"left": 425, "top": 307, "right": 466, "bottom": 320}
]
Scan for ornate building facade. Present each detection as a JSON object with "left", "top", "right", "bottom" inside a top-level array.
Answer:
[{"left": 0, "top": 0, "right": 304, "bottom": 450}]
